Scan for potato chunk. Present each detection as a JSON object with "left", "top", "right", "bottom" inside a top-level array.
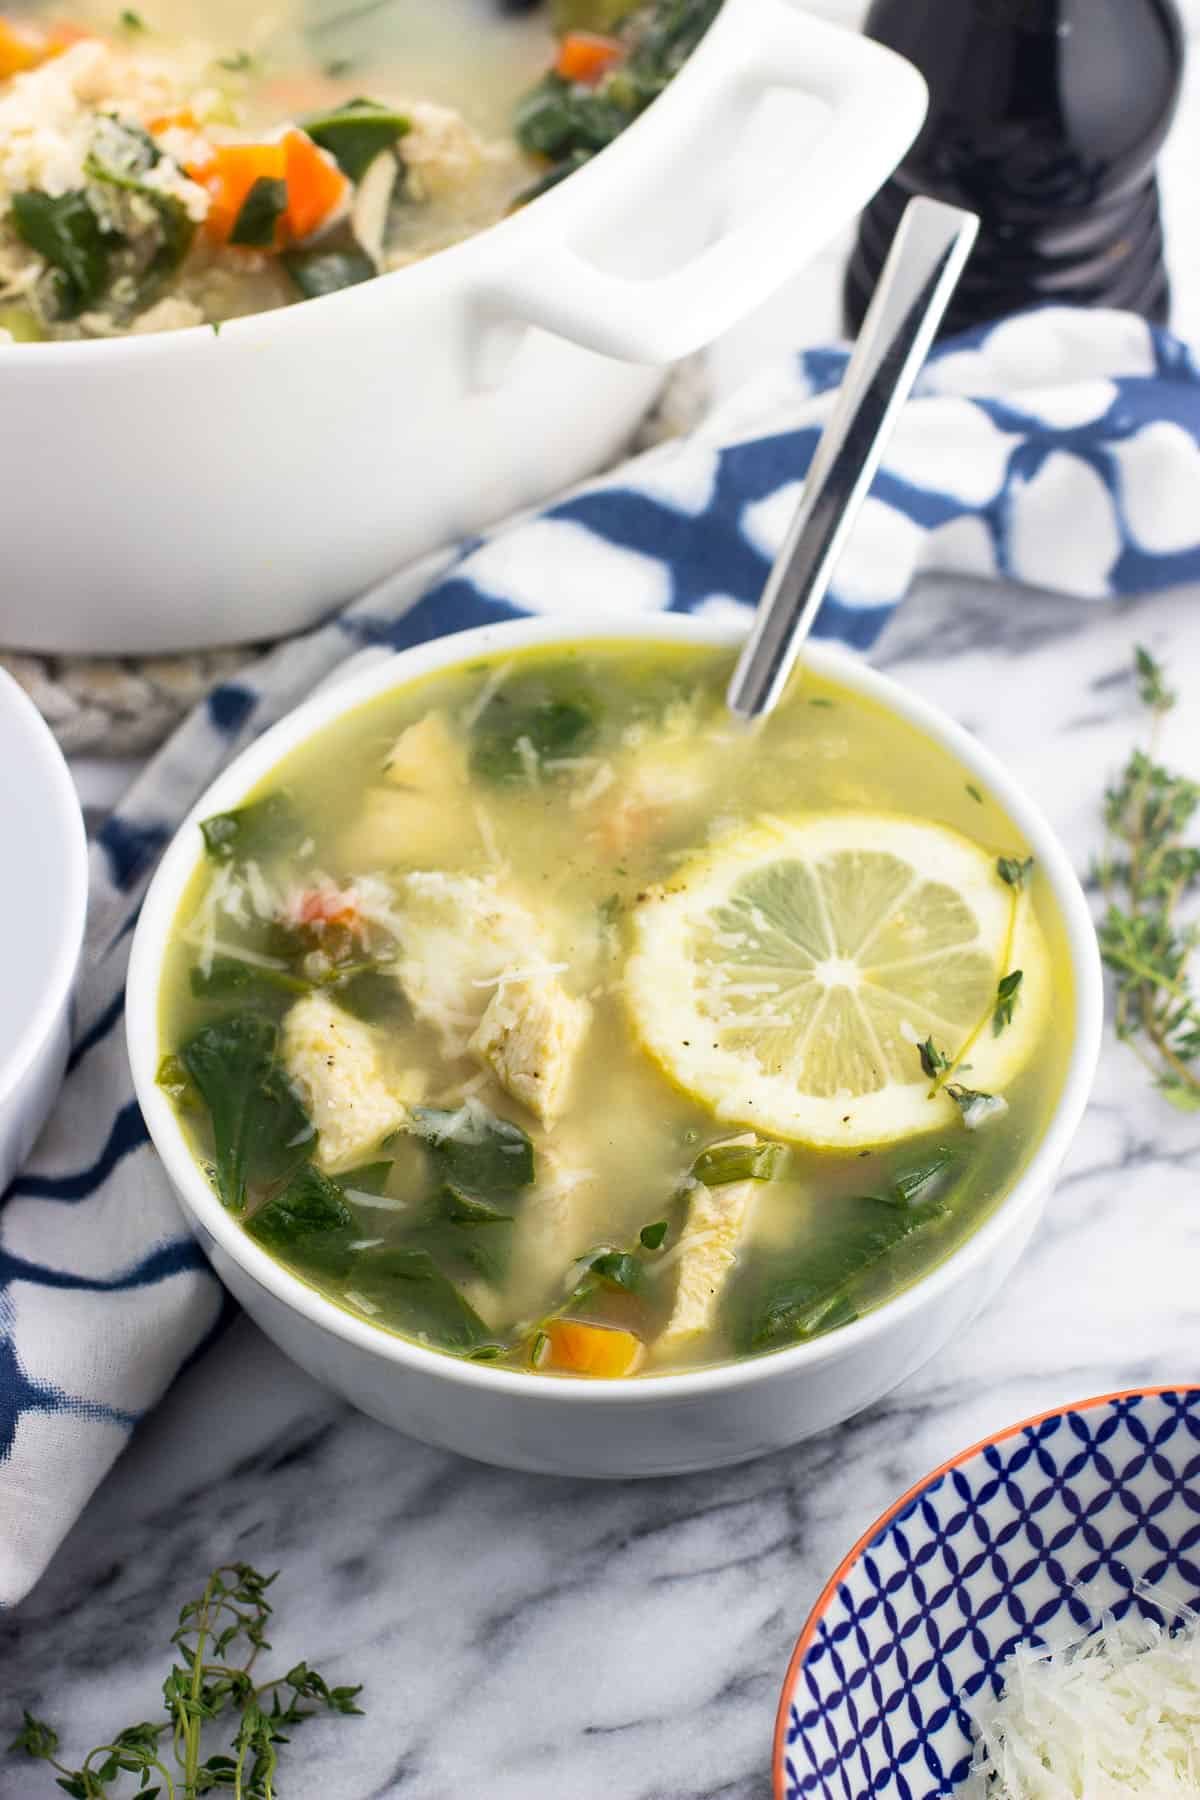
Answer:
[
  {"left": 659, "top": 1138, "right": 760, "bottom": 1353},
  {"left": 469, "top": 975, "right": 590, "bottom": 1126},
  {"left": 282, "top": 994, "right": 421, "bottom": 1171}
]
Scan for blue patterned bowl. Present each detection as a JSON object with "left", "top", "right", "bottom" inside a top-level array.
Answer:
[{"left": 774, "top": 1386, "right": 1200, "bottom": 1799}]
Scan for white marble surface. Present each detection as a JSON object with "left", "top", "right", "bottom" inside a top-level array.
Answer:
[
  {"left": 5, "top": 576, "right": 1200, "bottom": 1800},
  {"left": 10, "top": 6, "right": 1200, "bottom": 1797}
]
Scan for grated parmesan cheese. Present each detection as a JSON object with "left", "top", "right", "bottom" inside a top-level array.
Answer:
[{"left": 964, "top": 1595, "right": 1200, "bottom": 1798}]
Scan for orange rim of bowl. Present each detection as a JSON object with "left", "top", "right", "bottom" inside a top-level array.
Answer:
[{"left": 771, "top": 1382, "right": 1200, "bottom": 1798}]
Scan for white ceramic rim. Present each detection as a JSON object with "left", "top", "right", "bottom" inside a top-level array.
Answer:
[
  {"left": 0, "top": 669, "right": 88, "bottom": 1109},
  {"left": 126, "top": 612, "right": 1105, "bottom": 1404}
]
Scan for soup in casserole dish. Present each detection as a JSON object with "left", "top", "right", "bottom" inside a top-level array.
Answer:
[
  {"left": 0, "top": 0, "right": 720, "bottom": 340},
  {"left": 156, "top": 642, "right": 1070, "bottom": 1380}
]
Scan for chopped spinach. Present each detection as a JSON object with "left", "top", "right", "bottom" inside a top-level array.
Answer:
[
  {"left": 331, "top": 965, "right": 409, "bottom": 1025},
  {"left": 408, "top": 1183, "right": 515, "bottom": 1285},
  {"left": 469, "top": 675, "right": 597, "bottom": 785},
  {"left": 435, "top": 1183, "right": 513, "bottom": 1227},
  {"left": 230, "top": 175, "right": 288, "bottom": 248},
  {"left": 284, "top": 244, "right": 376, "bottom": 299},
  {"left": 179, "top": 1013, "right": 313, "bottom": 1211},
  {"left": 692, "top": 1140, "right": 787, "bottom": 1186},
  {"left": 190, "top": 955, "right": 309, "bottom": 1005},
  {"left": 410, "top": 1104, "right": 535, "bottom": 1196},
  {"left": 11, "top": 190, "right": 109, "bottom": 318},
  {"left": 246, "top": 1164, "right": 358, "bottom": 1277},
  {"left": 736, "top": 1196, "right": 944, "bottom": 1352},
  {"left": 342, "top": 1246, "right": 495, "bottom": 1352},
  {"left": 85, "top": 120, "right": 196, "bottom": 299},
  {"left": 515, "top": 74, "right": 629, "bottom": 159},
  {"left": 303, "top": 98, "right": 411, "bottom": 182},
  {"left": 639, "top": 1219, "right": 669, "bottom": 1251},
  {"left": 200, "top": 791, "right": 302, "bottom": 864}
]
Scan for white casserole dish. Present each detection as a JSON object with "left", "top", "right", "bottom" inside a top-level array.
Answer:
[
  {"left": 126, "top": 612, "right": 1103, "bottom": 1479},
  {"left": 0, "top": 0, "right": 925, "bottom": 654},
  {"left": 0, "top": 669, "right": 88, "bottom": 1193}
]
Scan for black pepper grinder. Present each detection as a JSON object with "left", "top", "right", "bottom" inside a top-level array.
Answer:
[{"left": 845, "top": 0, "right": 1185, "bottom": 339}]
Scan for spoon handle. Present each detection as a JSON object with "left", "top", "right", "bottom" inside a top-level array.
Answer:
[{"left": 726, "top": 195, "right": 979, "bottom": 723}]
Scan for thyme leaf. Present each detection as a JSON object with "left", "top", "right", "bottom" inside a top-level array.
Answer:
[
  {"left": 997, "top": 855, "right": 1034, "bottom": 891},
  {"left": 993, "top": 969, "right": 1024, "bottom": 1036}
]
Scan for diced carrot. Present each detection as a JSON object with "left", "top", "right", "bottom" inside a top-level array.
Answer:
[
  {"left": 188, "top": 140, "right": 288, "bottom": 245},
  {"left": 555, "top": 30, "right": 623, "bottom": 84},
  {"left": 148, "top": 106, "right": 197, "bottom": 135},
  {"left": 293, "top": 886, "right": 362, "bottom": 933},
  {"left": 282, "top": 129, "right": 347, "bottom": 243},
  {"left": 0, "top": 18, "right": 49, "bottom": 76},
  {"left": 543, "top": 1319, "right": 644, "bottom": 1377}
]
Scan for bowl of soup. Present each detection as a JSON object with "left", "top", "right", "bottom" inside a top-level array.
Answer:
[
  {"left": 126, "top": 612, "right": 1102, "bottom": 1476},
  {"left": 0, "top": 0, "right": 926, "bottom": 652}
]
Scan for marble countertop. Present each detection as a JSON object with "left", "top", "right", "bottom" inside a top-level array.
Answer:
[
  {"left": 5, "top": 575, "right": 1200, "bottom": 1800},
  {"left": 8, "top": 5, "right": 1200, "bottom": 1796}
]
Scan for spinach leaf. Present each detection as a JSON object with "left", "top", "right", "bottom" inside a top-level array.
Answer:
[
  {"left": 692, "top": 1140, "right": 787, "bottom": 1186},
  {"left": 469, "top": 680, "right": 596, "bottom": 785},
  {"left": 11, "top": 190, "right": 109, "bottom": 318},
  {"left": 514, "top": 74, "right": 629, "bottom": 159},
  {"left": 408, "top": 1183, "right": 515, "bottom": 1285},
  {"left": 83, "top": 118, "right": 195, "bottom": 301},
  {"left": 736, "top": 1196, "right": 944, "bottom": 1353},
  {"left": 410, "top": 1104, "right": 535, "bottom": 1196},
  {"left": 156, "top": 1052, "right": 201, "bottom": 1111},
  {"left": 200, "top": 791, "right": 302, "bottom": 864},
  {"left": 284, "top": 244, "right": 376, "bottom": 299},
  {"left": 179, "top": 1014, "right": 313, "bottom": 1211},
  {"left": 342, "top": 1247, "right": 495, "bottom": 1352},
  {"left": 435, "top": 1184, "right": 513, "bottom": 1226},
  {"left": 332, "top": 966, "right": 408, "bottom": 1026},
  {"left": 246, "top": 1164, "right": 358, "bottom": 1276},
  {"left": 639, "top": 1219, "right": 668, "bottom": 1251},
  {"left": 230, "top": 176, "right": 288, "bottom": 248},
  {"left": 190, "top": 955, "right": 309, "bottom": 1005},
  {"left": 303, "top": 99, "right": 410, "bottom": 182}
]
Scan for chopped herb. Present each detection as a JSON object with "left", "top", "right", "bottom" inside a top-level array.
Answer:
[
  {"left": 119, "top": 8, "right": 146, "bottom": 28},
  {"left": 639, "top": 1219, "right": 669, "bottom": 1250},
  {"left": 530, "top": 1327, "right": 549, "bottom": 1366},
  {"left": 692, "top": 1140, "right": 787, "bottom": 1186},
  {"left": 588, "top": 1250, "right": 644, "bottom": 1293},
  {"left": 993, "top": 968, "right": 1024, "bottom": 1035},
  {"left": 469, "top": 683, "right": 597, "bottom": 786},
  {"left": 409, "top": 1103, "right": 535, "bottom": 1196},
  {"left": 947, "top": 1084, "right": 1008, "bottom": 1131},
  {"left": 966, "top": 782, "right": 984, "bottom": 804},
  {"left": 11, "top": 1563, "right": 362, "bottom": 1799},
  {"left": 1097, "top": 646, "right": 1200, "bottom": 1112},
  {"left": 179, "top": 1013, "right": 312, "bottom": 1211},
  {"left": 217, "top": 47, "right": 257, "bottom": 72},
  {"left": 230, "top": 175, "right": 288, "bottom": 248},
  {"left": 808, "top": 696, "right": 835, "bottom": 709},
  {"left": 997, "top": 854, "right": 1034, "bottom": 891},
  {"left": 200, "top": 791, "right": 302, "bottom": 864},
  {"left": 211, "top": 319, "right": 221, "bottom": 336},
  {"left": 303, "top": 98, "right": 411, "bottom": 181},
  {"left": 246, "top": 1164, "right": 358, "bottom": 1276},
  {"left": 323, "top": 55, "right": 356, "bottom": 77},
  {"left": 918, "top": 1036, "right": 952, "bottom": 1079},
  {"left": 11, "top": 189, "right": 109, "bottom": 318}
]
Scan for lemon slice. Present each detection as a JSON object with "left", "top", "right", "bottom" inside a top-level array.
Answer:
[{"left": 625, "top": 814, "right": 1050, "bottom": 1149}]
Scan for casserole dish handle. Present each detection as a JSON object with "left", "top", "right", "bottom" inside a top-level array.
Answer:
[{"left": 476, "top": 0, "right": 928, "bottom": 368}]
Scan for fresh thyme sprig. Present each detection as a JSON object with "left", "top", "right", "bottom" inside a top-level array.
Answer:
[
  {"left": 1096, "top": 646, "right": 1200, "bottom": 1113},
  {"left": 10, "top": 1564, "right": 362, "bottom": 1798}
]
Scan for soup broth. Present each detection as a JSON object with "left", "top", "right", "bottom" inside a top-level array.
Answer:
[{"left": 159, "top": 643, "right": 1071, "bottom": 1379}]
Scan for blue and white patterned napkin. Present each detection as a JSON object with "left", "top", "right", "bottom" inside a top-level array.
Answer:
[{"left": 3, "top": 304, "right": 1199, "bottom": 1606}]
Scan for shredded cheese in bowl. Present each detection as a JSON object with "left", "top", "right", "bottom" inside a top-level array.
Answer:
[{"left": 964, "top": 1595, "right": 1200, "bottom": 1797}]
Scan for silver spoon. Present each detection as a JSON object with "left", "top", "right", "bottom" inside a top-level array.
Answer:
[{"left": 726, "top": 195, "right": 979, "bottom": 723}]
